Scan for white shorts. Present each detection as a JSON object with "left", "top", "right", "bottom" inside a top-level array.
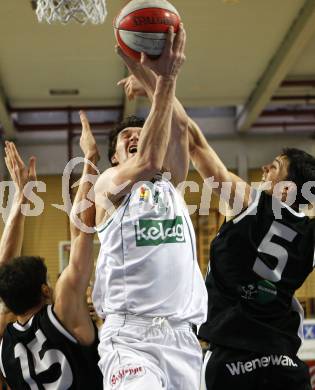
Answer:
[{"left": 98, "top": 314, "right": 203, "bottom": 390}]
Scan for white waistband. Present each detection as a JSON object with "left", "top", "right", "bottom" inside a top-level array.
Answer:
[{"left": 104, "top": 314, "right": 193, "bottom": 331}]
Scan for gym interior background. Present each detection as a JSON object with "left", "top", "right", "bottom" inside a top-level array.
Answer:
[{"left": 0, "top": 1, "right": 315, "bottom": 313}]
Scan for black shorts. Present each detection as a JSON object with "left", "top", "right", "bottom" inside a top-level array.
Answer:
[{"left": 204, "top": 346, "right": 311, "bottom": 390}]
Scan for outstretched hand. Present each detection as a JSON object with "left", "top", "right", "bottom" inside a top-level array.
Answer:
[
  {"left": 79, "top": 111, "right": 100, "bottom": 162},
  {"left": 116, "top": 23, "right": 186, "bottom": 79},
  {"left": 4, "top": 141, "right": 36, "bottom": 197},
  {"left": 140, "top": 24, "right": 186, "bottom": 78}
]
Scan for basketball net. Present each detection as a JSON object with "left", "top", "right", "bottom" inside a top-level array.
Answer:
[{"left": 36, "top": 0, "right": 107, "bottom": 25}]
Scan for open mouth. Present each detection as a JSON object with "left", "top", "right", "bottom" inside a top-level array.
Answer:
[{"left": 128, "top": 145, "right": 138, "bottom": 154}]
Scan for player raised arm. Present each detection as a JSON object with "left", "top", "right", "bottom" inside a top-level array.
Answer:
[
  {"left": 187, "top": 117, "right": 252, "bottom": 208},
  {"left": 0, "top": 142, "right": 35, "bottom": 339},
  {"left": 0, "top": 142, "right": 36, "bottom": 265},
  {"left": 118, "top": 73, "right": 251, "bottom": 210},
  {"left": 98, "top": 25, "right": 186, "bottom": 205},
  {"left": 116, "top": 26, "right": 189, "bottom": 186},
  {"left": 54, "top": 111, "right": 100, "bottom": 345}
]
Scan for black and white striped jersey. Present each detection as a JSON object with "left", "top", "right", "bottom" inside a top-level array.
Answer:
[
  {"left": 0, "top": 305, "right": 102, "bottom": 389},
  {"left": 198, "top": 190, "right": 315, "bottom": 355}
]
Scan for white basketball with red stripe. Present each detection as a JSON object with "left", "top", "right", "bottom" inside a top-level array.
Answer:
[{"left": 114, "top": 0, "right": 181, "bottom": 60}]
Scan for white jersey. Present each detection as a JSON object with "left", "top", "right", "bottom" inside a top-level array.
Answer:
[{"left": 92, "top": 176, "right": 207, "bottom": 325}]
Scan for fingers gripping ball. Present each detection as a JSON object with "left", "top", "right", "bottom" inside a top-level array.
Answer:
[{"left": 114, "top": 0, "right": 181, "bottom": 60}]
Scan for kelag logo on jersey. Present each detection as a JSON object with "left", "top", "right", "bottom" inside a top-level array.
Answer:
[{"left": 135, "top": 217, "right": 185, "bottom": 246}]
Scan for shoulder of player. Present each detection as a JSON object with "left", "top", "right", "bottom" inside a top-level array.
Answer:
[
  {"left": 262, "top": 191, "right": 309, "bottom": 219},
  {"left": 95, "top": 166, "right": 131, "bottom": 206},
  {"left": 95, "top": 167, "right": 117, "bottom": 185},
  {"left": 95, "top": 167, "right": 119, "bottom": 196}
]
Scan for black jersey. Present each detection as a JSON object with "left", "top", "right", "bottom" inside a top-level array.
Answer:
[
  {"left": 0, "top": 305, "right": 103, "bottom": 389},
  {"left": 199, "top": 190, "right": 315, "bottom": 355}
]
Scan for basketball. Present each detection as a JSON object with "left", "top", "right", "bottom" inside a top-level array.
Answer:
[{"left": 114, "top": 0, "right": 181, "bottom": 60}]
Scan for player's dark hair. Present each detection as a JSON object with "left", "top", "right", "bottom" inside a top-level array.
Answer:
[
  {"left": 282, "top": 148, "right": 315, "bottom": 206},
  {"left": 108, "top": 116, "right": 145, "bottom": 166},
  {"left": 0, "top": 256, "right": 48, "bottom": 315}
]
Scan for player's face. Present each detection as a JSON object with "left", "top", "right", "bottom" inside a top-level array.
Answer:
[
  {"left": 261, "top": 155, "right": 289, "bottom": 198},
  {"left": 112, "top": 127, "right": 142, "bottom": 165}
]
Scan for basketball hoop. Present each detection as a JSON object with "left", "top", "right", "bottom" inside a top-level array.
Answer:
[{"left": 35, "top": 0, "right": 107, "bottom": 25}]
